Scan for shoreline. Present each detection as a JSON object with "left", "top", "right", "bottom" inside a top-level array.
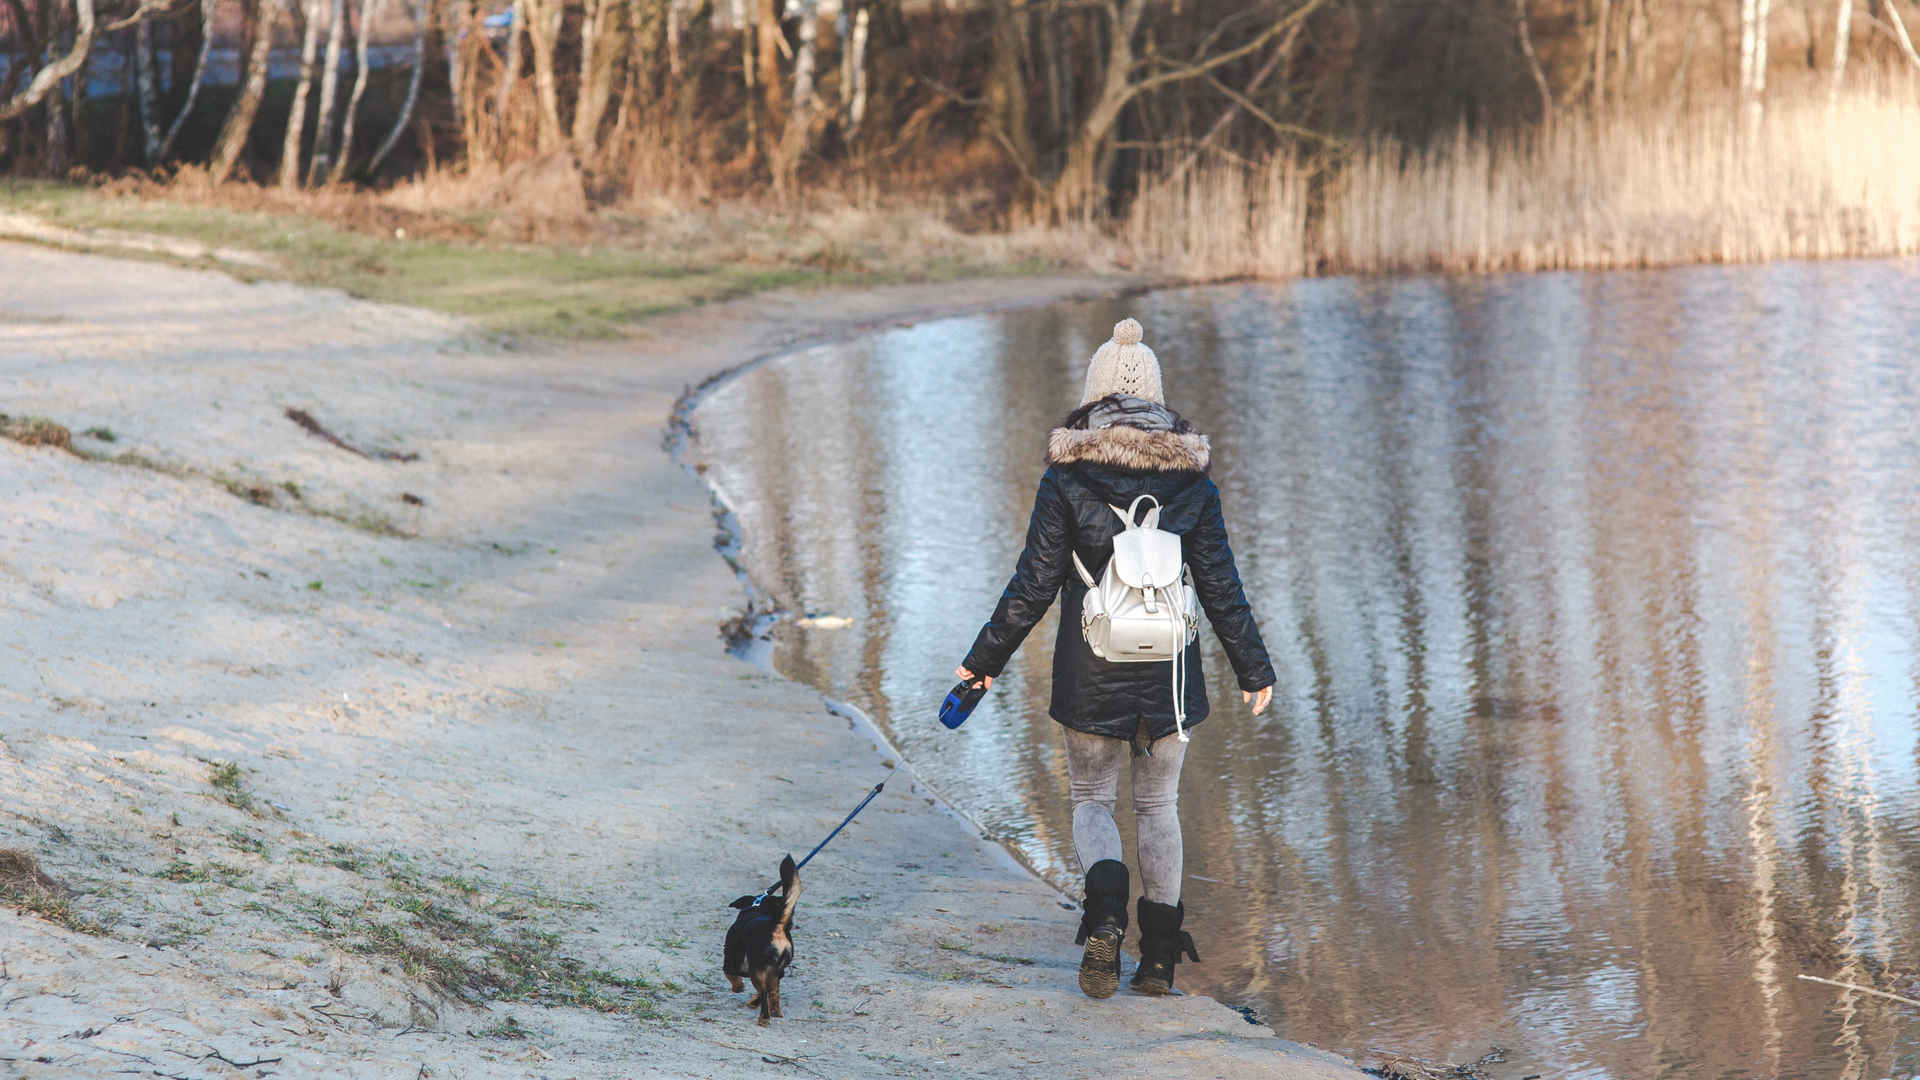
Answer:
[{"left": 0, "top": 242, "right": 1366, "bottom": 1078}]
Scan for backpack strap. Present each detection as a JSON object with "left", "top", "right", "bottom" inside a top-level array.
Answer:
[{"left": 1071, "top": 550, "right": 1097, "bottom": 588}]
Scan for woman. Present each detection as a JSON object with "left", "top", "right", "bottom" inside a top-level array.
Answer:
[{"left": 956, "top": 317, "right": 1275, "bottom": 1000}]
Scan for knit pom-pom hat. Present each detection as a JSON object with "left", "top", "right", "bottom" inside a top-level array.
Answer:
[{"left": 1080, "top": 318, "right": 1164, "bottom": 406}]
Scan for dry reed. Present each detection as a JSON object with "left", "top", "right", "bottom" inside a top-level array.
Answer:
[{"left": 1127, "top": 76, "right": 1920, "bottom": 280}]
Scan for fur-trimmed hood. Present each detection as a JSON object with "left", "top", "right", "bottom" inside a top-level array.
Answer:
[{"left": 1046, "top": 394, "right": 1210, "bottom": 472}]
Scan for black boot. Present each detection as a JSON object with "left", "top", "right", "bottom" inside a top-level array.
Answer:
[
  {"left": 1130, "top": 898, "right": 1199, "bottom": 995},
  {"left": 1074, "top": 860, "right": 1129, "bottom": 999}
]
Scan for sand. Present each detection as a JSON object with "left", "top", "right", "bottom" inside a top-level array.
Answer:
[{"left": 0, "top": 239, "right": 1366, "bottom": 1080}]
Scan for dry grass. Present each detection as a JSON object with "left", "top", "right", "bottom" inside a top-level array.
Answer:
[
  {"left": 0, "top": 414, "right": 75, "bottom": 452},
  {"left": 1128, "top": 76, "right": 1920, "bottom": 279},
  {"left": 0, "top": 847, "right": 106, "bottom": 935}
]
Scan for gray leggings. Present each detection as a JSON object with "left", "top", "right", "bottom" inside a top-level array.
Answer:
[{"left": 1062, "top": 727, "right": 1187, "bottom": 905}]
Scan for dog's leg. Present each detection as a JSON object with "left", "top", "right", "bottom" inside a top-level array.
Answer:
[
  {"left": 768, "top": 972, "right": 783, "bottom": 1018},
  {"left": 749, "top": 971, "right": 767, "bottom": 1017},
  {"left": 753, "top": 972, "right": 772, "bottom": 1026},
  {"left": 726, "top": 973, "right": 744, "bottom": 993}
]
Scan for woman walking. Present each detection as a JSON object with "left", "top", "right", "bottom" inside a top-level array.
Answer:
[{"left": 956, "top": 318, "right": 1275, "bottom": 999}]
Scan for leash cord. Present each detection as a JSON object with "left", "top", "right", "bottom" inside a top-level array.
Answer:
[{"left": 754, "top": 772, "right": 893, "bottom": 900}]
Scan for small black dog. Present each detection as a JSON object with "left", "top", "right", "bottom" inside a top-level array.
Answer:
[{"left": 723, "top": 854, "right": 801, "bottom": 1026}]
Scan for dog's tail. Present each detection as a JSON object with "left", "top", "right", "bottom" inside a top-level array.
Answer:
[{"left": 776, "top": 853, "right": 801, "bottom": 927}]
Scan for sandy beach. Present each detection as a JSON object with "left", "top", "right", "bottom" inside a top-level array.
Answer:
[{"left": 0, "top": 240, "right": 1366, "bottom": 1079}]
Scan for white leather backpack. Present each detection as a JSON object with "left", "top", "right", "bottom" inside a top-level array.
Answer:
[{"left": 1071, "top": 494, "right": 1202, "bottom": 741}]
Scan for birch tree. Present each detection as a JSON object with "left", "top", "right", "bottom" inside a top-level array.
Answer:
[
  {"left": 308, "top": 0, "right": 349, "bottom": 182},
  {"left": 209, "top": 0, "right": 278, "bottom": 180},
  {"left": 369, "top": 0, "right": 428, "bottom": 173},
  {"left": 1739, "top": 0, "right": 1770, "bottom": 133},
  {"left": 157, "top": 0, "right": 214, "bottom": 159},
  {"left": 282, "top": 0, "right": 328, "bottom": 188},
  {"left": 571, "top": 0, "right": 624, "bottom": 157},
  {"left": 523, "top": 0, "right": 564, "bottom": 149},
  {"left": 328, "top": 0, "right": 381, "bottom": 183},
  {"left": 134, "top": 16, "right": 159, "bottom": 161},
  {"left": 495, "top": 0, "right": 523, "bottom": 143},
  {"left": 772, "top": 0, "right": 819, "bottom": 189}
]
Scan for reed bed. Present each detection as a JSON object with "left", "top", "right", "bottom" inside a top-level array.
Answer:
[{"left": 1128, "top": 78, "right": 1920, "bottom": 280}]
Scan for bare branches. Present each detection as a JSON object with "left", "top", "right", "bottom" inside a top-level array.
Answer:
[
  {"left": 1515, "top": 0, "right": 1553, "bottom": 118},
  {"left": 1132, "top": 0, "right": 1331, "bottom": 98},
  {"left": 1873, "top": 1, "right": 1920, "bottom": 71},
  {"left": 0, "top": 0, "right": 96, "bottom": 123}
]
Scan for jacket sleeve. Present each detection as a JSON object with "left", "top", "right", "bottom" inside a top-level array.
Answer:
[
  {"left": 1186, "top": 479, "right": 1276, "bottom": 692},
  {"left": 962, "top": 468, "right": 1072, "bottom": 678}
]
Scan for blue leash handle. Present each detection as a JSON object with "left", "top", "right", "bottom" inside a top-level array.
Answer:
[{"left": 758, "top": 773, "right": 891, "bottom": 898}]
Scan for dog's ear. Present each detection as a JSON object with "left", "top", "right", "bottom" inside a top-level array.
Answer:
[
  {"left": 779, "top": 854, "right": 797, "bottom": 885},
  {"left": 729, "top": 895, "right": 756, "bottom": 910}
]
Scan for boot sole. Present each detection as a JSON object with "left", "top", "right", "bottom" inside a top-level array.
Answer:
[
  {"left": 1078, "top": 933, "right": 1121, "bottom": 999},
  {"left": 1131, "top": 976, "right": 1172, "bottom": 996}
]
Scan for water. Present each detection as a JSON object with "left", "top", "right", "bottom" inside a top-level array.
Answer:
[{"left": 693, "top": 262, "right": 1920, "bottom": 1079}]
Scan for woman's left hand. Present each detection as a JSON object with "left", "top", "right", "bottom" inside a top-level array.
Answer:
[
  {"left": 956, "top": 666, "right": 993, "bottom": 689},
  {"left": 1243, "top": 686, "right": 1272, "bottom": 715}
]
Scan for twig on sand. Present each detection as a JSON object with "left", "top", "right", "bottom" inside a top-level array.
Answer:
[
  {"left": 693, "top": 1038, "right": 829, "bottom": 1078},
  {"left": 1796, "top": 973, "right": 1920, "bottom": 1008},
  {"left": 284, "top": 407, "right": 420, "bottom": 462},
  {"left": 200, "top": 1046, "right": 283, "bottom": 1068}
]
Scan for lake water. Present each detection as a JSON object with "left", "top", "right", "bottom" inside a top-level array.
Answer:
[{"left": 692, "top": 262, "right": 1920, "bottom": 1079}]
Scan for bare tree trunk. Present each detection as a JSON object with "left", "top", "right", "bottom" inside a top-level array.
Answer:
[
  {"left": 328, "top": 0, "right": 380, "bottom": 183},
  {"left": 773, "top": 0, "right": 818, "bottom": 190},
  {"left": 309, "top": 0, "right": 349, "bottom": 182},
  {"left": 159, "top": 0, "right": 215, "bottom": 159},
  {"left": 48, "top": 70, "right": 71, "bottom": 176},
  {"left": 571, "top": 0, "right": 622, "bottom": 157},
  {"left": 134, "top": 17, "right": 161, "bottom": 162},
  {"left": 369, "top": 0, "right": 428, "bottom": 173},
  {"left": 495, "top": 0, "right": 523, "bottom": 139},
  {"left": 841, "top": 1, "right": 868, "bottom": 143},
  {"left": 442, "top": 0, "right": 466, "bottom": 128},
  {"left": 524, "top": 0, "right": 564, "bottom": 149},
  {"left": 1591, "top": 0, "right": 1610, "bottom": 110},
  {"left": 0, "top": 0, "right": 94, "bottom": 123},
  {"left": 1740, "top": 0, "right": 1770, "bottom": 133},
  {"left": 1829, "top": 0, "right": 1853, "bottom": 103},
  {"left": 281, "top": 0, "right": 326, "bottom": 188},
  {"left": 1516, "top": 0, "right": 1553, "bottom": 119},
  {"left": 984, "top": 0, "right": 1033, "bottom": 175},
  {"left": 668, "top": 0, "right": 681, "bottom": 77},
  {"left": 755, "top": 0, "right": 782, "bottom": 122},
  {"left": 209, "top": 0, "right": 276, "bottom": 181},
  {"left": 1043, "top": 1, "right": 1072, "bottom": 153},
  {"left": 740, "top": 0, "right": 758, "bottom": 160}
]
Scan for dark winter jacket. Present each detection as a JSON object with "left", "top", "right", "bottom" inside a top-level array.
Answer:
[{"left": 961, "top": 395, "right": 1276, "bottom": 741}]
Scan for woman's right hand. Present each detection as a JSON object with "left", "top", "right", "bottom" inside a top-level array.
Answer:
[
  {"left": 1243, "top": 686, "right": 1272, "bottom": 715},
  {"left": 956, "top": 666, "right": 993, "bottom": 689}
]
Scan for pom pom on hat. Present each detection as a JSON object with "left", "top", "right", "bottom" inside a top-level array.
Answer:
[{"left": 1080, "top": 317, "right": 1164, "bottom": 405}]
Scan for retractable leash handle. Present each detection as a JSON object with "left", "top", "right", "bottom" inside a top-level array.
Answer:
[{"left": 940, "top": 676, "right": 989, "bottom": 729}]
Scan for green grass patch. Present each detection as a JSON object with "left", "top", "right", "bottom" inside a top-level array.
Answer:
[
  {"left": 0, "top": 180, "right": 901, "bottom": 340},
  {"left": 206, "top": 759, "right": 256, "bottom": 813}
]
